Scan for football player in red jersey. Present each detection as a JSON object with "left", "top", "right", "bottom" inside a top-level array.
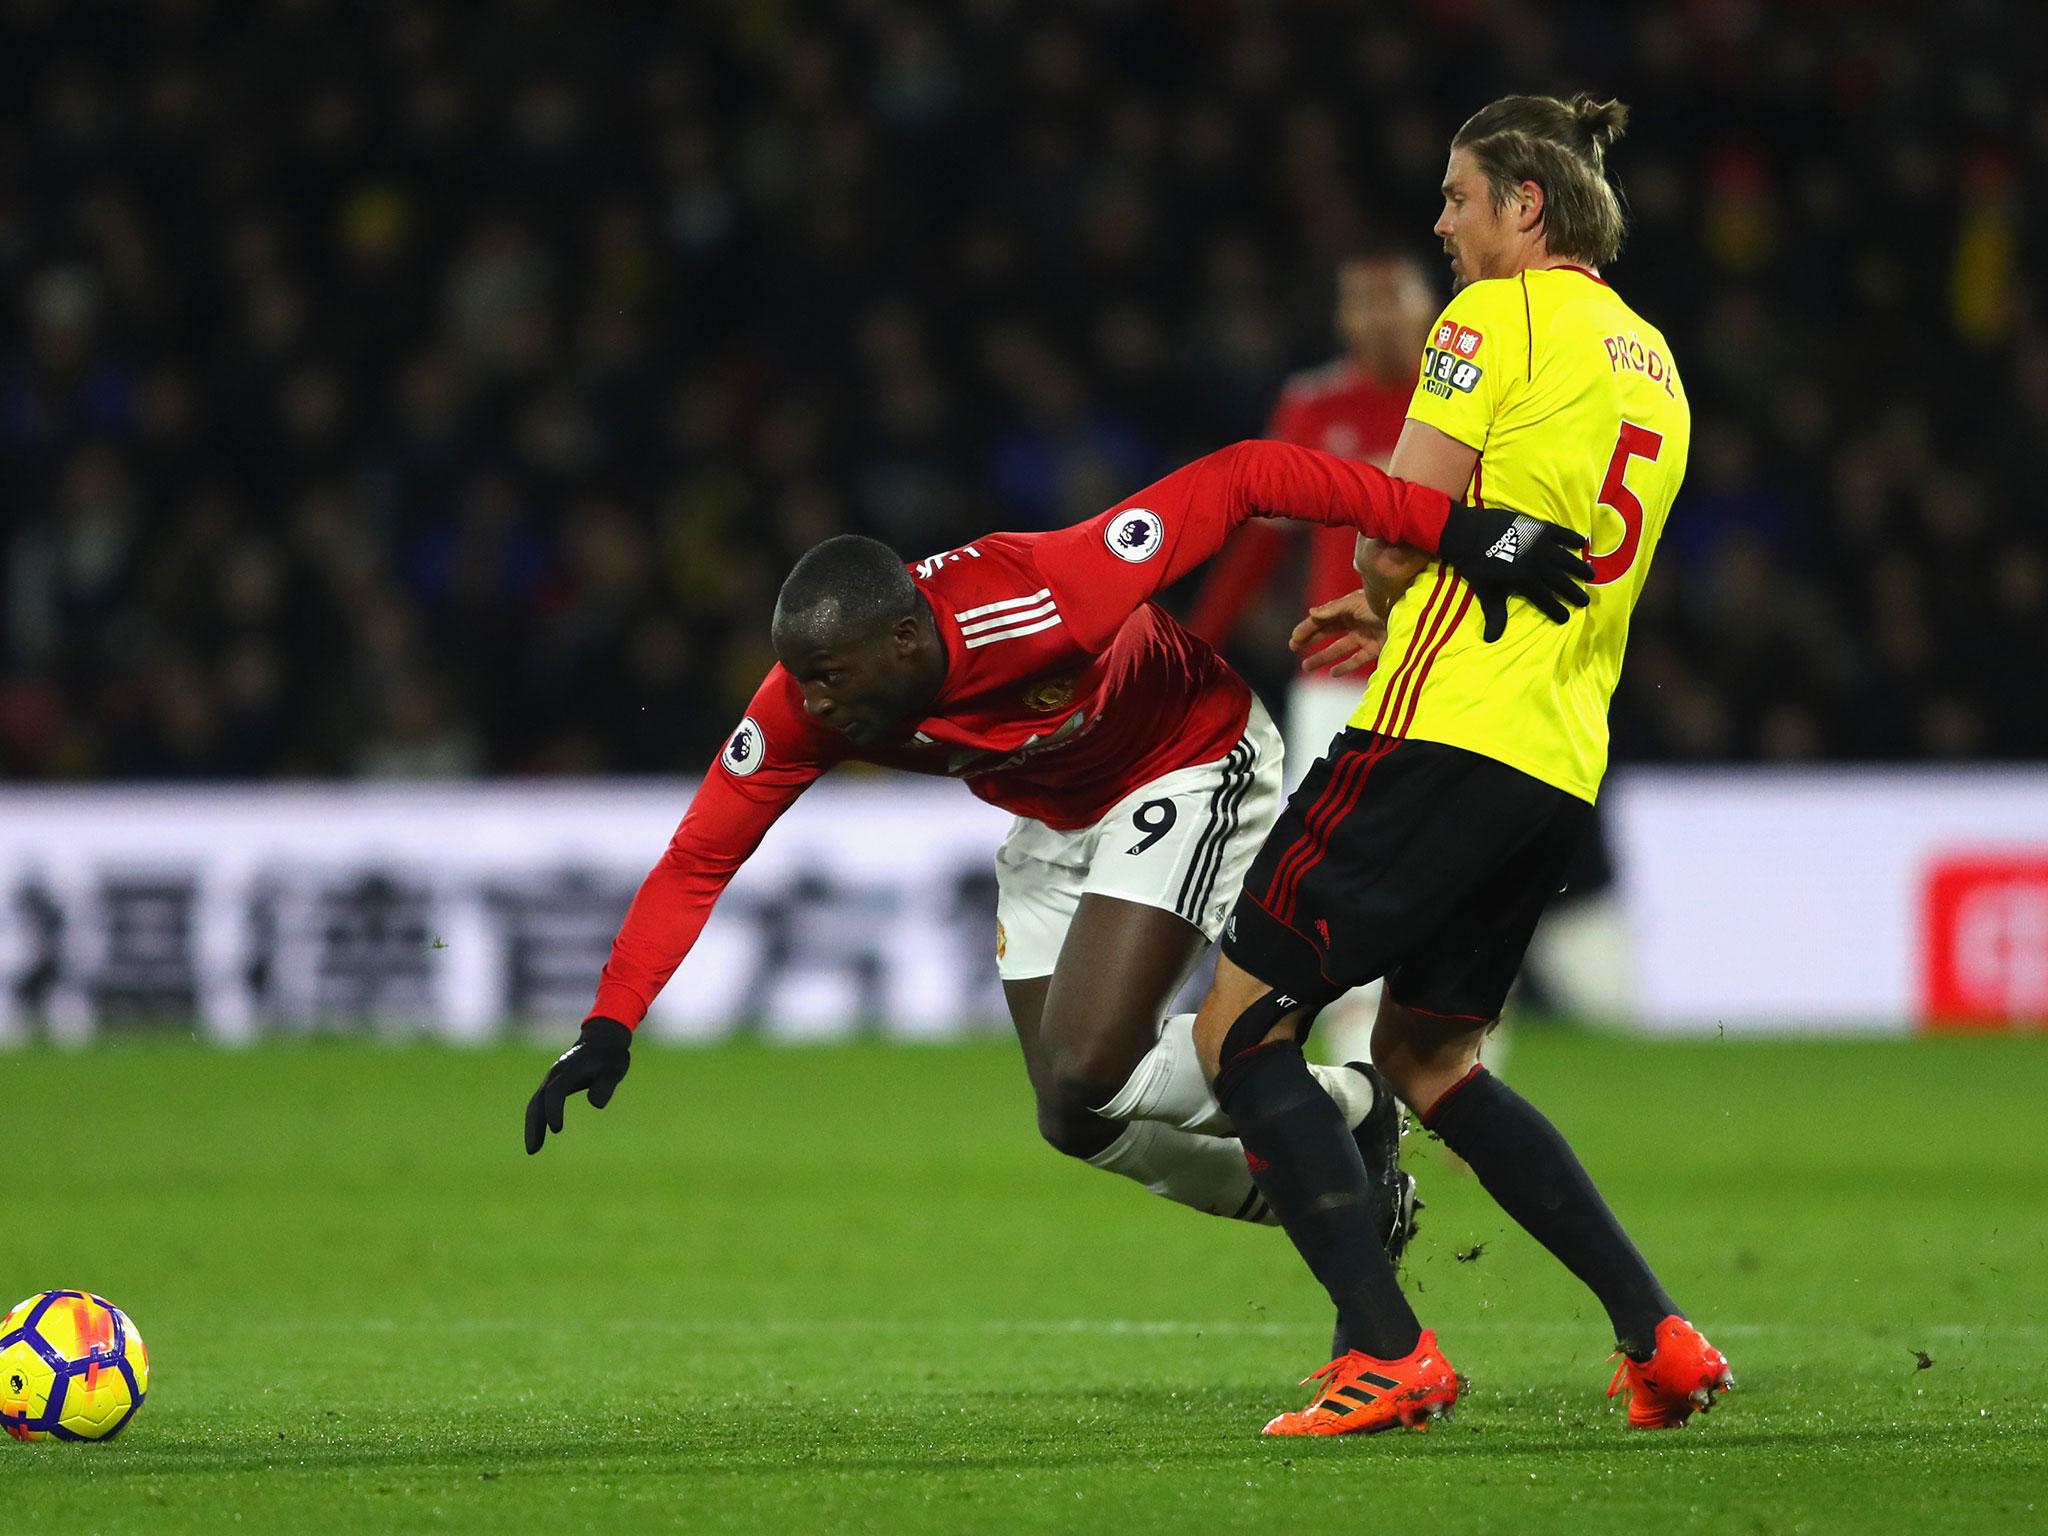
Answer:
[
  {"left": 1189, "top": 251, "right": 1437, "bottom": 767},
  {"left": 524, "top": 439, "right": 1589, "bottom": 1265},
  {"left": 1189, "top": 251, "right": 1438, "bottom": 1061}
]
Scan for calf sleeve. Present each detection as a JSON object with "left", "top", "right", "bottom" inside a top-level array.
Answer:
[{"left": 1213, "top": 1040, "right": 1422, "bottom": 1359}]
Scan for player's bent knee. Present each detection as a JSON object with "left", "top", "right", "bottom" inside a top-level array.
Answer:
[
  {"left": 1039, "top": 1030, "right": 1142, "bottom": 1118},
  {"left": 1371, "top": 996, "right": 1485, "bottom": 1113},
  {"left": 1033, "top": 1094, "right": 1115, "bottom": 1160},
  {"left": 1378, "top": 1056, "right": 1468, "bottom": 1117},
  {"left": 1030, "top": 1031, "right": 1137, "bottom": 1159},
  {"left": 1207, "top": 984, "right": 1331, "bottom": 1093}
]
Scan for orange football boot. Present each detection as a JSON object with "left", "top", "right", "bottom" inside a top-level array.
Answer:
[
  {"left": 1261, "top": 1329, "right": 1461, "bottom": 1437},
  {"left": 1607, "top": 1315, "right": 1734, "bottom": 1428}
]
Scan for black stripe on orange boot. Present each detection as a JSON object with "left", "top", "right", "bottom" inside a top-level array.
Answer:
[{"left": 1261, "top": 1329, "right": 1460, "bottom": 1437}]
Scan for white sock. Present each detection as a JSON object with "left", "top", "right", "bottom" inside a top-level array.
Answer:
[
  {"left": 1095, "top": 1012, "right": 1376, "bottom": 1135},
  {"left": 1309, "top": 1058, "right": 1377, "bottom": 1129},
  {"left": 1095, "top": 1013, "right": 1231, "bottom": 1133},
  {"left": 1085, "top": 1120, "right": 1277, "bottom": 1225}
]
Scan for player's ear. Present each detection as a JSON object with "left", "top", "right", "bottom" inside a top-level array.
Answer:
[{"left": 1516, "top": 180, "right": 1545, "bottom": 233}]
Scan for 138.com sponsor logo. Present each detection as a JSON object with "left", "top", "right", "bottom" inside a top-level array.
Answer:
[{"left": 1920, "top": 854, "right": 2048, "bottom": 1030}]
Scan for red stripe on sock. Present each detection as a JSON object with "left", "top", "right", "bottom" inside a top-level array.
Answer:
[{"left": 1420, "top": 1063, "right": 1488, "bottom": 1127}]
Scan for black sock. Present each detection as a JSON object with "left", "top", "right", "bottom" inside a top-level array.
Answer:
[
  {"left": 1214, "top": 1042, "right": 1423, "bottom": 1361},
  {"left": 1426, "top": 1067, "right": 1677, "bottom": 1358}
]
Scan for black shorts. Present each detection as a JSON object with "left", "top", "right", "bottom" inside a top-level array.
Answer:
[{"left": 1220, "top": 730, "right": 1593, "bottom": 1024}]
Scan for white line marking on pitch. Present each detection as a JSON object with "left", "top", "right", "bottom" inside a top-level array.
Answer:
[{"left": 277, "top": 1317, "right": 2035, "bottom": 1340}]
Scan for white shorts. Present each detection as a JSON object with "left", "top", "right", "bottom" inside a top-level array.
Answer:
[
  {"left": 993, "top": 698, "right": 1285, "bottom": 980},
  {"left": 1282, "top": 673, "right": 1368, "bottom": 790}
]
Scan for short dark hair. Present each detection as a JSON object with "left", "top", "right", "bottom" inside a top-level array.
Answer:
[
  {"left": 1452, "top": 92, "right": 1630, "bottom": 266},
  {"left": 771, "top": 534, "right": 918, "bottom": 649}
]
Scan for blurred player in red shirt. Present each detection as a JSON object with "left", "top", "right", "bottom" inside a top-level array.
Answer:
[
  {"left": 1189, "top": 252, "right": 1437, "bottom": 1060},
  {"left": 1189, "top": 251, "right": 1437, "bottom": 777}
]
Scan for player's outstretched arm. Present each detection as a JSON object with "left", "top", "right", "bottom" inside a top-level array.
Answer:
[
  {"left": 523, "top": 671, "right": 838, "bottom": 1153},
  {"left": 1037, "top": 439, "right": 1456, "bottom": 653}
]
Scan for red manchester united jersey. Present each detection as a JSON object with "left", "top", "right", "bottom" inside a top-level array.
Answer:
[
  {"left": 591, "top": 439, "right": 1451, "bottom": 1027},
  {"left": 1187, "top": 360, "right": 1415, "bottom": 645}
]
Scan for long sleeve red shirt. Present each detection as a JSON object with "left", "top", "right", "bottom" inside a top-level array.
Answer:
[
  {"left": 592, "top": 439, "right": 1450, "bottom": 1027},
  {"left": 1185, "top": 360, "right": 1415, "bottom": 646}
]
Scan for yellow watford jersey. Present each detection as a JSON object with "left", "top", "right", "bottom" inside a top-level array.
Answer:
[{"left": 1350, "top": 265, "right": 1691, "bottom": 802}]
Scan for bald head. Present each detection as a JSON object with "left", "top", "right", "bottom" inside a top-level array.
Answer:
[
  {"left": 771, "top": 535, "right": 945, "bottom": 747},
  {"left": 772, "top": 535, "right": 920, "bottom": 654}
]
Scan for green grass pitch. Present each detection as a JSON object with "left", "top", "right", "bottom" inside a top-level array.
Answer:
[{"left": 8, "top": 1029, "right": 2047, "bottom": 1533}]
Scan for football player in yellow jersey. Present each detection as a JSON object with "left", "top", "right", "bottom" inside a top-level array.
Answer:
[{"left": 1182, "top": 93, "right": 1733, "bottom": 1436}]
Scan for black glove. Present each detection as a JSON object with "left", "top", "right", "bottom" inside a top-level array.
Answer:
[
  {"left": 524, "top": 1017, "right": 633, "bottom": 1154},
  {"left": 1437, "top": 504, "right": 1595, "bottom": 643}
]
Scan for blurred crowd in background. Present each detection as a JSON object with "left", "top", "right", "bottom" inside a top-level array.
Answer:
[{"left": 1, "top": 0, "right": 2041, "bottom": 781}]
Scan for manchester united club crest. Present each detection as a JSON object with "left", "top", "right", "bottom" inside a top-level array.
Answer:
[
  {"left": 995, "top": 920, "right": 1007, "bottom": 961},
  {"left": 1022, "top": 676, "right": 1077, "bottom": 713}
]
